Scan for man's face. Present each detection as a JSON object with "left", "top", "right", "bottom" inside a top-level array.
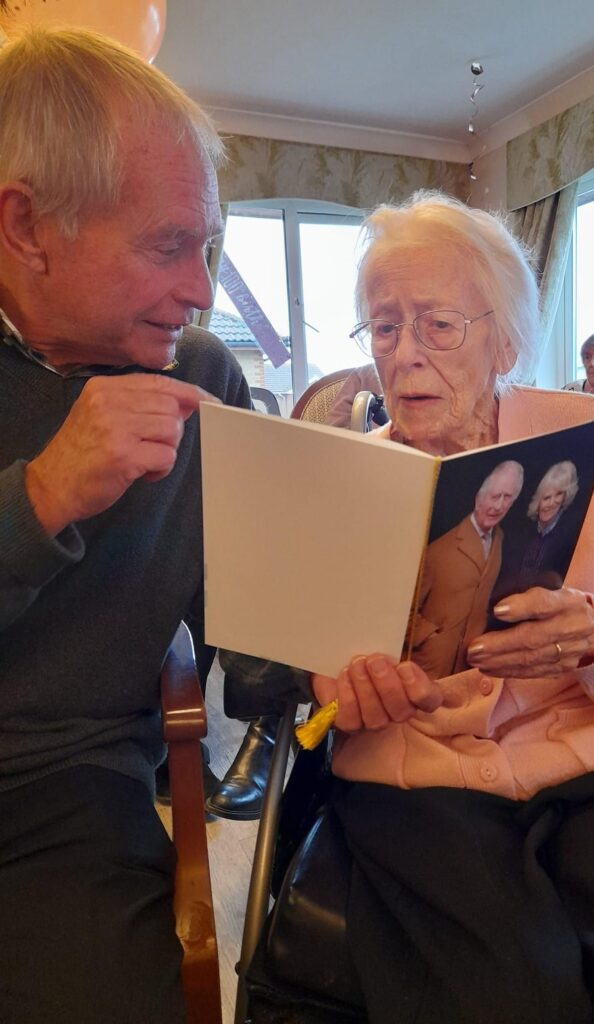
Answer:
[
  {"left": 32, "top": 120, "right": 222, "bottom": 369},
  {"left": 474, "top": 467, "right": 520, "bottom": 532}
]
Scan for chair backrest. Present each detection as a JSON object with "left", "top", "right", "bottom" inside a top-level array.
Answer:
[
  {"left": 291, "top": 367, "right": 356, "bottom": 423},
  {"left": 250, "top": 387, "right": 282, "bottom": 416},
  {"left": 161, "top": 623, "right": 222, "bottom": 1024}
]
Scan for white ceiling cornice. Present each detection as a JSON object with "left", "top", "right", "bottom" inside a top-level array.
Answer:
[
  {"left": 209, "top": 57, "right": 594, "bottom": 166},
  {"left": 473, "top": 63, "right": 594, "bottom": 158},
  {"left": 208, "top": 105, "right": 471, "bottom": 164}
]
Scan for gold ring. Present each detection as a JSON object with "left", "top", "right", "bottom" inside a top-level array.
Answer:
[{"left": 553, "top": 642, "right": 563, "bottom": 663}]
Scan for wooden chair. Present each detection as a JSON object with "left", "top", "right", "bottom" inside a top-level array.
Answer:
[
  {"left": 291, "top": 367, "right": 356, "bottom": 423},
  {"left": 250, "top": 386, "right": 282, "bottom": 416},
  {"left": 160, "top": 622, "right": 222, "bottom": 1024}
]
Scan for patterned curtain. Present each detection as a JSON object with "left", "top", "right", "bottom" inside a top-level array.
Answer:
[
  {"left": 507, "top": 94, "right": 594, "bottom": 211},
  {"left": 510, "top": 182, "right": 578, "bottom": 353},
  {"left": 217, "top": 134, "right": 468, "bottom": 208}
]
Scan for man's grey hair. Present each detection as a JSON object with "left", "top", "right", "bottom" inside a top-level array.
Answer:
[
  {"left": 355, "top": 191, "right": 540, "bottom": 389},
  {"left": 0, "top": 27, "right": 224, "bottom": 238},
  {"left": 477, "top": 460, "right": 524, "bottom": 502}
]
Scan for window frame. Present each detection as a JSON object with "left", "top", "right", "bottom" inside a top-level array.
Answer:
[
  {"left": 548, "top": 169, "right": 594, "bottom": 389},
  {"left": 225, "top": 199, "right": 366, "bottom": 400}
]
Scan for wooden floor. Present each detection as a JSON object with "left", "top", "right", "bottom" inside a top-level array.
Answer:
[{"left": 157, "top": 659, "right": 262, "bottom": 1024}]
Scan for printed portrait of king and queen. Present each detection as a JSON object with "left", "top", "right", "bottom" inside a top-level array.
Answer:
[{"left": 407, "top": 443, "right": 589, "bottom": 681}]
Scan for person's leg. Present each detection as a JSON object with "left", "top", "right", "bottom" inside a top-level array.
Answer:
[
  {"left": 206, "top": 714, "right": 281, "bottom": 820},
  {"left": 539, "top": 775, "right": 594, "bottom": 1007},
  {"left": 0, "top": 765, "right": 186, "bottom": 1024},
  {"left": 334, "top": 782, "right": 591, "bottom": 1024}
]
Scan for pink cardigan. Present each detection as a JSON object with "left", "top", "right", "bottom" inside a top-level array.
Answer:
[{"left": 331, "top": 386, "right": 594, "bottom": 799}]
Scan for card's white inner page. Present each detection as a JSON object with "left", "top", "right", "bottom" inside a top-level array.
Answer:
[{"left": 201, "top": 404, "right": 437, "bottom": 678}]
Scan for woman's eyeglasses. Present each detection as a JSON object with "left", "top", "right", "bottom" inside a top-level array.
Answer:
[{"left": 349, "top": 309, "right": 494, "bottom": 358}]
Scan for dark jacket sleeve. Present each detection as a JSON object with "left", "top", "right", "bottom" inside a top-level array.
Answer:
[{"left": 218, "top": 649, "right": 313, "bottom": 719}]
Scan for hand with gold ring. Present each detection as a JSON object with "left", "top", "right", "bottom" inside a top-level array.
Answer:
[{"left": 466, "top": 586, "right": 594, "bottom": 678}]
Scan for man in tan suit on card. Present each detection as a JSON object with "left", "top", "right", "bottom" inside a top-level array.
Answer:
[{"left": 411, "top": 461, "right": 524, "bottom": 679}]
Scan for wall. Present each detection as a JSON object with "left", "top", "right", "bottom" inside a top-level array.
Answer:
[{"left": 469, "top": 145, "right": 507, "bottom": 213}]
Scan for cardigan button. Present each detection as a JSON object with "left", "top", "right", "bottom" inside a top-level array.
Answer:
[
  {"left": 480, "top": 764, "right": 498, "bottom": 782},
  {"left": 479, "top": 677, "right": 494, "bottom": 696}
]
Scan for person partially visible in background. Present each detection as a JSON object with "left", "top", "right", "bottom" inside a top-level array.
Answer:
[{"left": 563, "top": 335, "right": 594, "bottom": 394}]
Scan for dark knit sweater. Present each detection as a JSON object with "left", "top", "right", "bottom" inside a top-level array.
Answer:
[{"left": 0, "top": 326, "right": 251, "bottom": 794}]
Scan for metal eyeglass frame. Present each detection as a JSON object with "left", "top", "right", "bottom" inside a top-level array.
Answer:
[{"left": 349, "top": 309, "right": 494, "bottom": 358}]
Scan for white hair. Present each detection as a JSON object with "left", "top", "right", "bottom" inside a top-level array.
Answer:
[
  {"left": 527, "top": 461, "right": 579, "bottom": 519},
  {"left": 355, "top": 191, "right": 540, "bottom": 389},
  {"left": 0, "top": 27, "right": 224, "bottom": 238},
  {"left": 477, "top": 460, "right": 524, "bottom": 502}
]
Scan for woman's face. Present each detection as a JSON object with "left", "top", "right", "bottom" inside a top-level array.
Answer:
[
  {"left": 538, "top": 486, "right": 565, "bottom": 526},
  {"left": 365, "top": 245, "right": 513, "bottom": 455}
]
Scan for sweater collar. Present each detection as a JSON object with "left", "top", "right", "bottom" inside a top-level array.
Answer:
[
  {"left": 0, "top": 307, "right": 178, "bottom": 378},
  {"left": 0, "top": 307, "right": 97, "bottom": 378}
]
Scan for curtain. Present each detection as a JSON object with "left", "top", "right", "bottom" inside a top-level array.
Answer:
[
  {"left": 196, "top": 202, "right": 229, "bottom": 331},
  {"left": 507, "top": 94, "right": 594, "bottom": 210},
  {"left": 510, "top": 181, "right": 578, "bottom": 351},
  {"left": 217, "top": 134, "right": 468, "bottom": 207}
]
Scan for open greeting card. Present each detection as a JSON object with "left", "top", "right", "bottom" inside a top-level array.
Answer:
[{"left": 200, "top": 404, "right": 593, "bottom": 679}]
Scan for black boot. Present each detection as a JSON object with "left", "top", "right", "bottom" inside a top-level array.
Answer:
[{"left": 205, "top": 716, "right": 280, "bottom": 821}]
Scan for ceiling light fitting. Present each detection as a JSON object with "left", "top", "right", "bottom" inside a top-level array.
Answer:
[{"left": 467, "top": 59, "right": 485, "bottom": 184}]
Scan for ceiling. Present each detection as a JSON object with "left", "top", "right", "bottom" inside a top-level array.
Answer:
[{"left": 156, "top": 0, "right": 594, "bottom": 154}]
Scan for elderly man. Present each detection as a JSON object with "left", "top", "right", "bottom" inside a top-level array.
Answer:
[
  {"left": 0, "top": 26, "right": 255, "bottom": 1023},
  {"left": 410, "top": 460, "right": 524, "bottom": 678}
]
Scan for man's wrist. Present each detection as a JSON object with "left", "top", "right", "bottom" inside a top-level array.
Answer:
[{"left": 24, "top": 460, "right": 71, "bottom": 537}]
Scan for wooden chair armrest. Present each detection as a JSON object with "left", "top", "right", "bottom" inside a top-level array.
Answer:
[
  {"left": 161, "top": 622, "right": 207, "bottom": 743},
  {"left": 160, "top": 622, "right": 222, "bottom": 1024}
]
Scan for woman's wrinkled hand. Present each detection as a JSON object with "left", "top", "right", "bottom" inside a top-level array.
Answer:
[
  {"left": 312, "top": 655, "right": 443, "bottom": 733},
  {"left": 466, "top": 586, "right": 594, "bottom": 678}
]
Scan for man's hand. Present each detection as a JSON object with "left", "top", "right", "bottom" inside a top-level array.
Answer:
[
  {"left": 312, "top": 655, "right": 443, "bottom": 733},
  {"left": 466, "top": 586, "right": 594, "bottom": 677},
  {"left": 25, "top": 374, "right": 219, "bottom": 535}
]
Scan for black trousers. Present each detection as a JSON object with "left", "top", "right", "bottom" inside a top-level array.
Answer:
[
  {"left": 0, "top": 765, "right": 186, "bottom": 1024},
  {"left": 334, "top": 774, "right": 594, "bottom": 1024}
]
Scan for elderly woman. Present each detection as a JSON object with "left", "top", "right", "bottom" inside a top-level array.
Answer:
[
  {"left": 528, "top": 460, "right": 579, "bottom": 522},
  {"left": 518, "top": 460, "right": 580, "bottom": 585},
  {"left": 306, "top": 193, "right": 594, "bottom": 1024}
]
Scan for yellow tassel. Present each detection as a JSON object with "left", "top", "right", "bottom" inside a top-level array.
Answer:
[{"left": 295, "top": 700, "right": 338, "bottom": 750}]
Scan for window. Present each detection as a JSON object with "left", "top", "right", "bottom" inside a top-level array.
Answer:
[
  {"left": 573, "top": 176, "right": 594, "bottom": 380},
  {"left": 212, "top": 200, "right": 367, "bottom": 414},
  {"left": 546, "top": 169, "right": 594, "bottom": 390}
]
